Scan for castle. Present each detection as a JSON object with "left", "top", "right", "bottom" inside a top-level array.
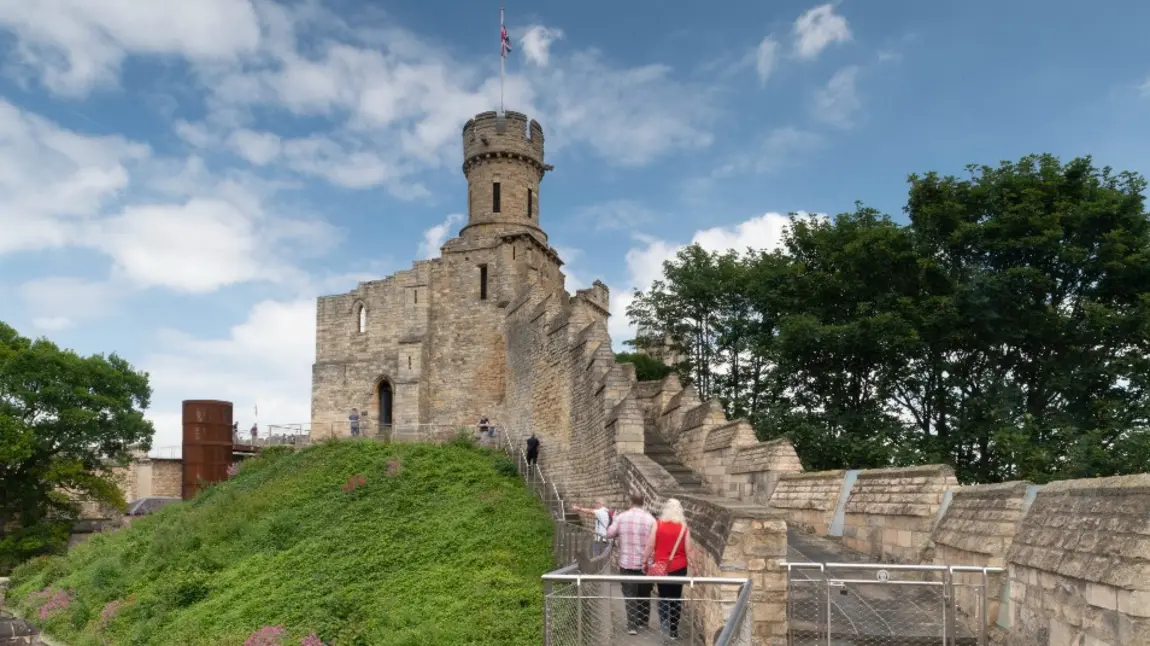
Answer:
[
  {"left": 308, "top": 111, "right": 1150, "bottom": 644},
  {"left": 310, "top": 110, "right": 609, "bottom": 437}
]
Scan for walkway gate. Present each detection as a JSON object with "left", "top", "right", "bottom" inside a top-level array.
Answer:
[{"left": 786, "top": 562, "right": 1004, "bottom": 646}]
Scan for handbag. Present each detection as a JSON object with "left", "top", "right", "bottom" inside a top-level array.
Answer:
[{"left": 647, "top": 523, "right": 686, "bottom": 576}]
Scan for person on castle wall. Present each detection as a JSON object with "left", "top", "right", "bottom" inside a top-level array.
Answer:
[
  {"left": 349, "top": 408, "right": 361, "bottom": 437},
  {"left": 478, "top": 416, "right": 493, "bottom": 438},
  {"left": 525, "top": 433, "right": 540, "bottom": 468},
  {"left": 250, "top": 423, "right": 258, "bottom": 442},
  {"left": 606, "top": 491, "right": 656, "bottom": 635},
  {"left": 232, "top": 422, "right": 239, "bottom": 443},
  {"left": 642, "top": 498, "right": 691, "bottom": 640},
  {"left": 570, "top": 497, "right": 614, "bottom": 557}
]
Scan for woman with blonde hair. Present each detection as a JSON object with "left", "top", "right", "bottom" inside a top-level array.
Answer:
[{"left": 642, "top": 498, "right": 690, "bottom": 639}]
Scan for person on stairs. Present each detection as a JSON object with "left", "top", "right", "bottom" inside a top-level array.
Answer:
[
  {"left": 642, "top": 498, "right": 691, "bottom": 640},
  {"left": 571, "top": 498, "right": 614, "bottom": 557},
  {"left": 525, "top": 433, "right": 540, "bottom": 468},
  {"left": 606, "top": 491, "right": 656, "bottom": 635}
]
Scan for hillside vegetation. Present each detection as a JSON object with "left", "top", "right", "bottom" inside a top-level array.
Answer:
[{"left": 6, "top": 439, "right": 553, "bottom": 646}]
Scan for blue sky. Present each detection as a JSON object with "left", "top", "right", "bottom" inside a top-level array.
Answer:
[{"left": 1, "top": 0, "right": 1148, "bottom": 453}]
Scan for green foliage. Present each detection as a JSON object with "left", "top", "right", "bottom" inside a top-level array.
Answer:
[
  {"left": 629, "top": 154, "right": 1150, "bottom": 483},
  {"left": 0, "top": 322, "right": 154, "bottom": 573},
  {"left": 7, "top": 440, "right": 553, "bottom": 645},
  {"left": 614, "top": 353, "right": 674, "bottom": 382}
]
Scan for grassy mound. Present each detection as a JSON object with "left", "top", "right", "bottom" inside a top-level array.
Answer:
[{"left": 7, "top": 439, "right": 553, "bottom": 645}]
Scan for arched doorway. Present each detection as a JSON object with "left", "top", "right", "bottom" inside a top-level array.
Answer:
[{"left": 378, "top": 380, "right": 393, "bottom": 436}]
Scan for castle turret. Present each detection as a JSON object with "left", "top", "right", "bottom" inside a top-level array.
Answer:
[{"left": 460, "top": 111, "right": 552, "bottom": 241}]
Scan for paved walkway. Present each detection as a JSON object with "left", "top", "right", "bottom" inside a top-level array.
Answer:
[{"left": 787, "top": 530, "right": 977, "bottom": 645}]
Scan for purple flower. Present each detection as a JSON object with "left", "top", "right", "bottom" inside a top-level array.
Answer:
[
  {"left": 300, "top": 634, "right": 326, "bottom": 646},
  {"left": 36, "top": 589, "right": 73, "bottom": 620},
  {"left": 244, "top": 626, "right": 286, "bottom": 646}
]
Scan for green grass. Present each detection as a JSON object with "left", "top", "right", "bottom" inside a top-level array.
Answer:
[{"left": 7, "top": 439, "right": 553, "bottom": 646}]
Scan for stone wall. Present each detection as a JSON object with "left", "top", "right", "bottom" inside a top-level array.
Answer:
[
  {"left": 1006, "top": 474, "right": 1150, "bottom": 646},
  {"left": 929, "top": 481, "right": 1037, "bottom": 630},
  {"left": 841, "top": 465, "right": 957, "bottom": 563},
  {"left": 727, "top": 439, "right": 804, "bottom": 505},
  {"left": 503, "top": 281, "right": 626, "bottom": 512},
  {"left": 767, "top": 470, "right": 847, "bottom": 535},
  {"left": 151, "top": 459, "right": 182, "bottom": 498},
  {"left": 621, "top": 455, "right": 788, "bottom": 645}
]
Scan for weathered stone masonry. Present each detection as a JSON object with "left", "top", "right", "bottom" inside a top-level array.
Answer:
[{"left": 311, "top": 111, "right": 566, "bottom": 437}]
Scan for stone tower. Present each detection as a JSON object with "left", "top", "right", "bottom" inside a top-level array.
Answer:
[
  {"left": 310, "top": 109, "right": 573, "bottom": 438},
  {"left": 460, "top": 111, "right": 552, "bottom": 242}
]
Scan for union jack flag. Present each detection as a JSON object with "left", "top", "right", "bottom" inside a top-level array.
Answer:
[{"left": 501, "top": 23, "right": 512, "bottom": 57}]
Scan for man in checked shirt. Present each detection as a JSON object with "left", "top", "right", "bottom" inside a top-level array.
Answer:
[{"left": 606, "top": 491, "right": 657, "bottom": 635}]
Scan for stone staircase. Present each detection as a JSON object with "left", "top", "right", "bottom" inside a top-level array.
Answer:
[{"left": 642, "top": 428, "right": 706, "bottom": 495}]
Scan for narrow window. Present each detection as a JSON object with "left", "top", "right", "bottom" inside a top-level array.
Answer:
[
  {"left": 479, "top": 264, "right": 489, "bottom": 300},
  {"left": 527, "top": 188, "right": 533, "bottom": 219},
  {"left": 492, "top": 182, "right": 501, "bottom": 213},
  {"left": 512, "top": 246, "right": 517, "bottom": 260},
  {"left": 414, "top": 289, "right": 418, "bottom": 304},
  {"left": 408, "top": 356, "right": 412, "bottom": 369},
  {"left": 357, "top": 304, "right": 366, "bottom": 333}
]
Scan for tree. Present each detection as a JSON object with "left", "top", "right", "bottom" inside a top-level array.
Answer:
[
  {"left": 615, "top": 353, "right": 674, "bottom": 381},
  {"left": 0, "top": 322, "right": 154, "bottom": 572},
  {"left": 626, "top": 154, "right": 1150, "bottom": 483}
]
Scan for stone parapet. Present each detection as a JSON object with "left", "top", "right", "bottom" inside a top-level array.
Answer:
[
  {"left": 767, "top": 470, "right": 848, "bottom": 535},
  {"left": 1006, "top": 473, "right": 1150, "bottom": 646},
  {"left": 930, "top": 480, "right": 1037, "bottom": 632},
  {"left": 841, "top": 465, "right": 957, "bottom": 563},
  {"left": 727, "top": 439, "right": 804, "bottom": 506}
]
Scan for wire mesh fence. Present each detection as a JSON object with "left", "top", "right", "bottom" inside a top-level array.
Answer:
[
  {"left": 542, "top": 573, "right": 754, "bottom": 646},
  {"left": 785, "top": 562, "right": 1004, "bottom": 646}
]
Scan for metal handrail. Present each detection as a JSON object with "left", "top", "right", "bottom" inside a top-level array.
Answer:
[
  {"left": 783, "top": 561, "right": 1005, "bottom": 574},
  {"left": 712, "top": 575, "right": 755, "bottom": 646}
]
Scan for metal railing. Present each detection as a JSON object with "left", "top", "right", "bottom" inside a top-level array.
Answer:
[
  {"left": 542, "top": 573, "right": 755, "bottom": 646},
  {"left": 785, "top": 561, "right": 1005, "bottom": 646}
]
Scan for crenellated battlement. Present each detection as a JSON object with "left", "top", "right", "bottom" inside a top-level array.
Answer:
[{"left": 462, "top": 110, "right": 546, "bottom": 174}]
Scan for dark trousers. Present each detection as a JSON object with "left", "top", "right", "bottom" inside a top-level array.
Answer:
[
  {"left": 620, "top": 567, "right": 652, "bottom": 630},
  {"left": 657, "top": 566, "right": 688, "bottom": 636},
  {"left": 526, "top": 451, "right": 538, "bottom": 466}
]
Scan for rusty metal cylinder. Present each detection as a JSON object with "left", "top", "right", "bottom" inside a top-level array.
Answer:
[{"left": 181, "top": 400, "right": 234, "bottom": 499}]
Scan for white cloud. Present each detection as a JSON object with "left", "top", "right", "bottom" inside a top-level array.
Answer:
[
  {"left": 91, "top": 198, "right": 301, "bottom": 293},
  {"left": 520, "top": 25, "right": 564, "bottom": 67},
  {"left": 755, "top": 38, "right": 779, "bottom": 86},
  {"left": 606, "top": 213, "right": 811, "bottom": 346},
  {"left": 227, "top": 129, "right": 282, "bottom": 165},
  {"left": 536, "top": 52, "right": 715, "bottom": 166},
  {"left": 0, "top": 0, "right": 261, "bottom": 96},
  {"left": 0, "top": 98, "right": 147, "bottom": 255},
  {"left": 0, "top": 98, "right": 336, "bottom": 296},
  {"left": 813, "top": 65, "right": 861, "bottom": 128},
  {"left": 1140, "top": 76, "right": 1150, "bottom": 98},
  {"left": 144, "top": 298, "right": 317, "bottom": 449},
  {"left": 20, "top": 276, "right": 120, "bottom": 329},
  {"left": 30, "top": 316, "right": 74, "bottom": 331},
  {"left": 575, "top": 200, "right": 657, "bottom": 231},
  {"left": 707, "top": 126, "right": 824, "bottom": 180},
  {"left": 793, "top": 4, "right": 851, "bottom": 60},
  {"left": 418, "top": 213, "right": 464, "bottom": 259}
]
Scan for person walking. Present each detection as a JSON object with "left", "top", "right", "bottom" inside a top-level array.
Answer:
[
  {"left": 642, "top": 498, "right": 691, "bottom": 639},
  {"left": 606, "top": 491, "right": 656, "bottom": 635}
]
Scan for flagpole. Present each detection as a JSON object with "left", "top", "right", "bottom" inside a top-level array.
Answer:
[{"left": 499, "top": 5, "right": 505, "bottom": 115}]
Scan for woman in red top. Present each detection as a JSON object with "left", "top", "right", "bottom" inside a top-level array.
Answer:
[{"left": 642, "top": 498, "right": 691, "bottom": 639}]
